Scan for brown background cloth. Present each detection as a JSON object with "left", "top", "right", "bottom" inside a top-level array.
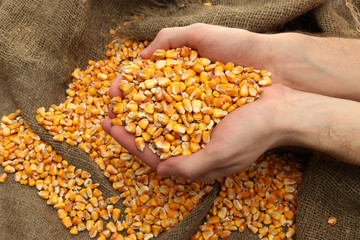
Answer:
[{"left": 1, "top": 0, "right": 360, "bottom": 239}]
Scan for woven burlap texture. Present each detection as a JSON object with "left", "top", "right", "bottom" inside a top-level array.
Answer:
[{"left": 1, "top": 0, "right": 359, "bottom": 239}]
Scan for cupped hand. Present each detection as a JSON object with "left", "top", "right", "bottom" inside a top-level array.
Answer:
[
  {"left": 140, "top": 23, "right": 274, "bottom": 75},
  {"left": 142, "top": 23, "right": 360, "bottom": 101},
  {"left": 154, "top": 83, "right": 291, "bottom": 182},
  {"left": 102, "top": 75, "right": 292, "bottom": 182},
  {"left": 102, "top": 76, "right": 161, "bottom": 170}
]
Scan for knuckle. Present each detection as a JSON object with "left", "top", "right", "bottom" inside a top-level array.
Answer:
[
  {"left": 188, "top": 23, "right": 205, "bottom": 36},
  {"left": 158, "top": 27, "right": 172, "bottom": 36},
  {"left": 173, "top": 165, "right": 199, "bottom": 180},
  {"left": 190, "top": 23, "right": 206, "bottom": 29}
]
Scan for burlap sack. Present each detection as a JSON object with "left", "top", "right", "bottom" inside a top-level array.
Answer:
[
  {"left": 297, "top": 153, "right": 360, "bottom": 239},
  {"left": 1, "top": 0, "right": 359, "bottom": 239}
]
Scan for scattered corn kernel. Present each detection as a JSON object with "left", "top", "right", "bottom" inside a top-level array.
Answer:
[
  {"left": 0, "top": 173, "right": 7, "bottom": 183},
  {"left": 328, "top": 216, "right": 337, "bottom": 226}
]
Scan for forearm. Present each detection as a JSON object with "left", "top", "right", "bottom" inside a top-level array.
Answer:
[
  {"left": 283, "top": 90, "right": 360, "bottom": 165},
  {"left": 268, "top": 33, "right": 360, "bottom": 101}
]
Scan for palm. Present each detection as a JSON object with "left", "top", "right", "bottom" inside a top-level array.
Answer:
[
  {"left": 202, "top": 84, "right": 286, "bottom": 170},
  {"left": 102, "top": 83, "right": 289, "bottom": 181}
]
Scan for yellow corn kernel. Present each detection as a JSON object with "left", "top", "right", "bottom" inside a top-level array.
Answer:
[
  {"left": 259, "top": 76, "right": 272, "bottom": 86},
  {"left": 222, "top": 62, "right": 234, "bottom": 71},
  {"left": 4, "top": 165, "right": 15, "bottom": 173},
  {"left": 106, "top": 221, "right": 117, "bottom": 233},
  {"left": 213, "top": 109, "right": 228, "bottom": 118},
  {"left": 66, "top": 138, "right": 77, "bottom": 146},
  {"left": 174, "top": 102, "right": 186, "bottom": 115},
  {"left": 218, "top": 207, "right": 227, "bottom": 219},
  {"left": 62, "top": 216, "right": 73, "bottom": 229},
  {"left": 142, "top": 132, "right": 152, "bottom": 142},
  {"left": 182, "top": 99, "right": 192, "bottom": 113},
  {"left": 170, "top": 146, "right": 182, "bottom": 156},
  {"left": 151, "top": 49, "right": 166, "bottom": 60},
  {"left": 69, "top": 226, "right": 78, "bottom": 235},
  {"left": 0, "top": 173, "right": 7, "bottom": 183},
  {"left": 113, "top": 102, "right": 124, "bottom": 114},
  {"left": 199, "top": 71, "right": 209, "bottom": 82},
  {"left": 192, "top": 100, "right": 202, "bottom": 113},
  {"left": 143, "top": 79, "right": 158, "bottom": 89},
  {"left": 328, "top": 216, "right": 337, "bottom": 226},
  {"left": 137, "top": 118, "right": 149, "bottom": 130},
  {"left": 285, "top": 227, "right": 295, "bottom": 238},
  {"left": 248, "top": 84, "right": 257, "bottom": 97},
  {"left": 88, "top": 225, "right": 98, "bottom": 238},
  {"left": 192, "top": 63, "right": 203, "bottom": 73},
  {"left": 157, "top": 114, "right": 169, "bottom": 126},
  {"left": 239, "top": 84, "right": 249, "bottom": 97},
  {"left": 221, "top": 102, "right": 231, "bottom": 111},
  {"left": 199, "top": 58, "right": 211, "bottom": 66},
  {"left": 226, "top": 104, "right": 237, "bottom": 113},
  {"left": 135, "top": 137, "right": 145, "bottom": 152},
  {"left": 172, "top": 124, "right": 186, "bottom": 135},
  {"left": 164, "top": 49, "right": 177, "bottom": 59},
  {"left": 248, "top": 224, "right": 258, "bottom": 234},
  {"left": 225, "top": 70, "right": 236, "bottom": 82},
  {"left": 189, "top": 142, "right": 201, "bottom": 153},
  {"left": 236, "top": 98, "right": 246, "bottom": 107},
  {"left": 156, "top": 140, "right": 170, "bottom": 153}
]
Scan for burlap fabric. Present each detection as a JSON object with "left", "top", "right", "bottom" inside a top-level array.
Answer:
[{"left": 1, "top": 0, "right": 359, "bottom": 239}]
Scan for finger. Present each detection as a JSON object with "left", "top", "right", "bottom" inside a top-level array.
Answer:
[
  {"left": 108, "top": 103, "right": 116, "bottom": 119},
  {"left": 194, "top": 163, "right": 249, "bottom": 183},
  {"left": 157, "top": 148, "right": 215, "bottom": 180},
  {"left": 109, "top": 75, "right": 123, "bottom": 99},
  {"left": 101, "top": 117, "right": 112, "bottom": 133},
  {"left": 108, "top": 124, "right": 161, "bottom": 170},
  {"left": 140, "top": 25, "right": 194, "bottom": 59}
]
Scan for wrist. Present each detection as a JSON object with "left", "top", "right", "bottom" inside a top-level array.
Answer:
[
  {"left": 280, "top": 90, "right": 360, "bottom": 164},
  {"left": 267, "top": 32, "right": 360, "bottom": 101},
  {"left": 252, "top": 85, "right": 302, "bottom": 150},
  {"left": 267, "top": 87, "right": 303, "bottom": 149},
  {"left": 251, "top": 32, "right": 303, "bottom": 86},
  {"left": 279, "top": 90, "right": 319, "bottom": 148},
  {"left": 263, "top": 32, "right": 307, "bottom": 87}
]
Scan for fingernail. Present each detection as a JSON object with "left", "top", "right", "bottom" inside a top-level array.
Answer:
[{"left": 158, "top": 166, "right": 170, "bottom": 177}]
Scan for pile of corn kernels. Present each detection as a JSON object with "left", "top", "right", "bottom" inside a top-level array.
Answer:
[
  {"left": 112, "top": 46, "right": 271, "bottom": 159},
  {"left": 0, "top": 38, "right": 304, "bottom": 240},
  {"left": 193, "top": 153, "right": 302, "bottom": 240}
]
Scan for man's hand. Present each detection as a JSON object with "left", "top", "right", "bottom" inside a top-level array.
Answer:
[
  {"left": 102, "top": 24, "right": 360, "bottom": 181},
  {"left": 102, "top": 79, "right": 292, "bottom": 182},
  {"left": 141, "top": 23, "right": 274, "bottom": 75},
  {"left": 142, "top": 23, "right": 360, "bottom": 101}
]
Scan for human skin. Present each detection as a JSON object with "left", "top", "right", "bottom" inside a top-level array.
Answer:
[
  {"left": 141, "top": 23, "right": 360, "bottom": 101},
  {"left": 102, "top": 23, "right": 360, "bottom": 182}
]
